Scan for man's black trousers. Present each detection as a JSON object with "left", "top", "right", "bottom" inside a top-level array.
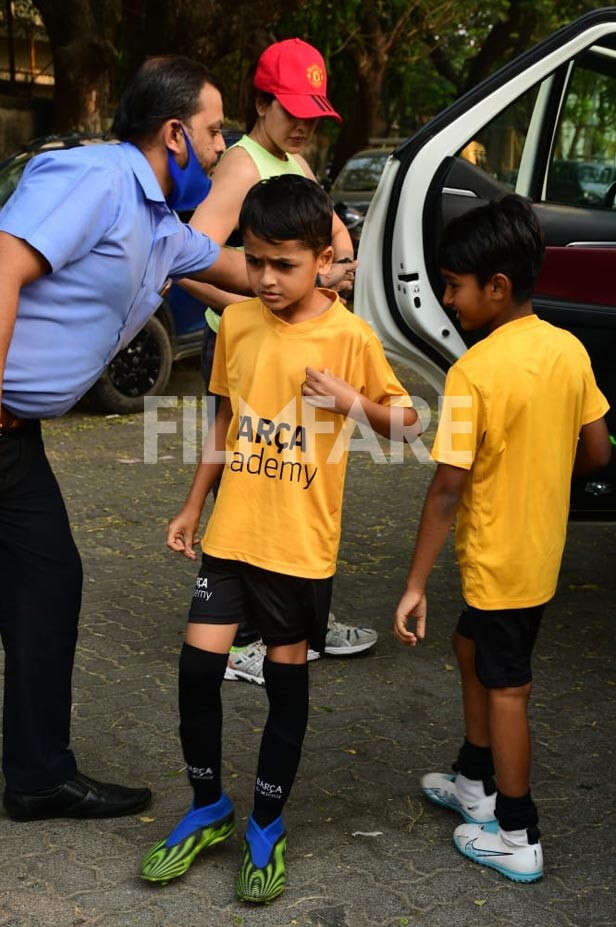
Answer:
[{"left": 0, "top": 422, "right": 81, "bottom": 791}]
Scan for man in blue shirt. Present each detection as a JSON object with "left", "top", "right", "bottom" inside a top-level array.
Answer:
[{"left": 0, "top": 56, "right": 249, "bottom": 821}]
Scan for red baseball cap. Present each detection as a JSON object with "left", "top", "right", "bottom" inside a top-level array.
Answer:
[{"left": 254, "top": 38, "right": 342, "bottom": 123}]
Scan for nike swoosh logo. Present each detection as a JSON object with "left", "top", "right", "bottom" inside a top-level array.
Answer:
[{"left": 465, "top": 838, "right": 514, "bottom": 857}]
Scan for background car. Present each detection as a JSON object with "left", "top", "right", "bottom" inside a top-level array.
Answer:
[
  {"left": 0, "top": 129, "right": 242, "bottom": 413},
  {"left": 355, "top": 8, "right": 616, "bottom": 519},
  {"left": 327, "top": 146, "right": 395, "bottom": 253}
]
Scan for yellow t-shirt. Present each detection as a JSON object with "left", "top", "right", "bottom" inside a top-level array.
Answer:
[
  {"left": 202, "top": 293, "right": 412, "bottom": 578},
  {"left": 431, "top": 314, "right": 609, "bottom": 610}
]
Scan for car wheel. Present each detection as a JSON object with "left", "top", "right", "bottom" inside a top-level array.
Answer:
[{"left": 88, "top": 315, "right": 173, "bottom": 414}]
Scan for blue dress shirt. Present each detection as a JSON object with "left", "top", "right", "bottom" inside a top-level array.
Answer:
[{"left": 0, "top": 142, "right": 219, "bottom": 418}]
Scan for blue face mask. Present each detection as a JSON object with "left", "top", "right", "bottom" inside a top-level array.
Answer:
[{"left": 166, "top": 125, "right": 212, "bottom": 211}]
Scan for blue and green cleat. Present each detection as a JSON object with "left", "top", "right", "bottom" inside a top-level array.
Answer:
[
  {"left": 140, "top": 793, "right": 234, "bottom": 884},
  {"left": 236, "top": 814, "right": 287, "bottom": 904}
]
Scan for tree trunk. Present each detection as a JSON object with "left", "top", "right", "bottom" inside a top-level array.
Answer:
[
  {"left": 33, "top": 1, "right": 120, "bottom": 133},
  {"left": 330, "top": 65, "right": 386, "bottom": 178}
]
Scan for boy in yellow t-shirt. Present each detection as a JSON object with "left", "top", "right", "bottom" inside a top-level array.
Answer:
[
  {"left": 140, "top": 175, "right": 416, "bottom": 902},
  {"left": 394, "top": 195, "right": 611, "bottom": 883}
]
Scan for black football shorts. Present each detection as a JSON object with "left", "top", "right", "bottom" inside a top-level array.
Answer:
[
  {"left": 188, "top": 553, "right": 333, "bottom": 652},
  {"left": 456, "top": 602, "right": 546, "bottom": 688}
]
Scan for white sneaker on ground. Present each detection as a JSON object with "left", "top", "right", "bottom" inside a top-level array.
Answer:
[
  {"left": 224, "top": 642, "right": 267, "bottom": 685},
  {"left": 225, "top": 641, "right": 320, "bottom": 685},
  {"left": 421, "top": 772, "right": 496, "bottom": 824},
  {"left": 224, "top": 613, "right": 377, "bottom": 682},
  {"left": 323, "top": 615, "right": 378, "bottom": 656},
  {"left": 453, "top": 821, "right": 544, "bottom": 882}
]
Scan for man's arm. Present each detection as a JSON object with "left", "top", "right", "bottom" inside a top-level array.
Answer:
[
  {"left": 0, "top": 231, "right": 48, "bottom": 409},
  {"left": 394, "top": 463, "right": 469, "bottom": 646},
  {"left": 574, "top": 417, "right": 611, "bottom": 475},
  {"left": 185, "top": 246, "right": 250, "bottom": 295}
]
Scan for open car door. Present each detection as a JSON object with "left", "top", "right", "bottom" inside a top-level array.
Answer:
[{"left": 356, "top": 8, "right": 616, "bottom": 518}]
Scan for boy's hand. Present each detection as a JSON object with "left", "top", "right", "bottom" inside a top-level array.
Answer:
[
  {"left": 167, "top": 508, "right": 201, "bottom": 560},
  {"left": 303, "top": 367, "right": 358, "bottom": 415},
  {"left": 393, "top": 588, "right": 427, "bottom": 646}
]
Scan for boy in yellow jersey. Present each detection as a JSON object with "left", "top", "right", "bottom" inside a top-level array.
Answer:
[
  {"left": 394, "top": 195, "right": 611, "bottom": 883},
  {"left": 140, "top": 174, "right": 417, "bottom": 902}
]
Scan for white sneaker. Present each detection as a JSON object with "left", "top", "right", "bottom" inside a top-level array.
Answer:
[
  {"left": 225, "top": 641, "right": 320, "bottom": 684},
  {"left": 323, "top": 615, "right": 378, "bottom": 655},
  {"left": 421, "top": 772, "right": 496, "bottom": 824},
  {"left": 453, "top": 821, "right": 543, "bottom": 882},
  {"left": 225, "top": 642, "right": 267, "bottom": 685}
]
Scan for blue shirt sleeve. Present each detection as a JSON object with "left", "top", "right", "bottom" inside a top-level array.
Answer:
[
  {"left": 0, "top": 152, "right": 119, "bottom": 273},
  {"left": 167, "top": 223, "right": 220, "bottom": 278}
]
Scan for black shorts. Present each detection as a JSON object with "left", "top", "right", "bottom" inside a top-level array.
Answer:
[
  {"left": 188, "top": 553, "right": 333, "bottom": 652},
  {"left": 456, "top": 602, "right": 546, "bottom": 689}
]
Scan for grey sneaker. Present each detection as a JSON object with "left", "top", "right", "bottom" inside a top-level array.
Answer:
[
  {"left": 225, "top": 642, "right": 267, "bottom": 685},
  {"left": 324, "top": 615, "right": 378, "bottom": 655},
  {"left": 225, "top": 642, "right": 320, "bottom": 684}
]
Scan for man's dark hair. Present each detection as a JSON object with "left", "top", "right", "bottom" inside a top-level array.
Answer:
[
  {"left": 239, "top": 175, "right": 333, "bottom": 254},
  {"left": 112, "top": 56, "right": 218, "bottom": 144},
  {"left": 438, "top": 194, "right": 544, "bottom": 302}
]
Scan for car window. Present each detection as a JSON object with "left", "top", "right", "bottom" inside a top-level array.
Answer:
[
  {"left": 332, "top": 152, "right": 390, "bottom": 192},
  {"left": 545, "top": 50, "right": 616, "bottom": 209},
  {"left": 457, "top": 84, "right": 541, "bottom": 190}
]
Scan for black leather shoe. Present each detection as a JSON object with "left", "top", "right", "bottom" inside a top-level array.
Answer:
[{"left": 3, "top": 771, "right": 152, "bottom": 821}]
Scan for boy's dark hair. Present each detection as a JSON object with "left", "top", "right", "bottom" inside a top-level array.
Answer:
[
  {"left": 239, "top": 175, "right": 333, "bottom": 254},
  {"left": 438, "top": 194, "right": 544, "bottom": 302},
  {"left": 112, "top": 56, "right": 218, "bottom": 144}
]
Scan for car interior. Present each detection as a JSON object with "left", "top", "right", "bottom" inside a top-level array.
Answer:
[{"left": 390, "top": 24, "right": 616, "bottom": 516}]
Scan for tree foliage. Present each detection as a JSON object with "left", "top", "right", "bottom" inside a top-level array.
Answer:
[{"left": 24, "top": 0, "right": 606, "bottom": 166}]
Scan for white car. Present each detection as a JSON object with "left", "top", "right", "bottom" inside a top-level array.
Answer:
[{"left": 356, "top": 8, "right": 616, "bottom": 518}]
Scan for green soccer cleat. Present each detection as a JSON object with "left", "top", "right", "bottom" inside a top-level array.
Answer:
[
  {"left": 236, "top": 814, "right": 287, "bottom": 904},
  {"left": 140, "top": 794, "right": 234, "bottom": 884}
]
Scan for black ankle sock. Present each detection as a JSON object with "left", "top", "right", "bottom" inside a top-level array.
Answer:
[
  {"left": 253, "top": 659, "right": 309, "bottom": 828},
  {"left": 453, "top": 738, "right": 496, "bottom": 793},
  {"left": 496, "top": 790, "right": 539, "bottom": 838},
  {"left": 178, "top": 643, "right": 228, "bottom": 808}
]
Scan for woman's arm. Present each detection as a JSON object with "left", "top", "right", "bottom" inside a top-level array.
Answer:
[
  {"left": 189, "top": 148, "right": 259, "bottom": 244},
  {"left": 177, "top": 149, "right": 260, "bottom": 307},
  {"left": 179, "top": 277, "right": 249, "bottom": 312}
]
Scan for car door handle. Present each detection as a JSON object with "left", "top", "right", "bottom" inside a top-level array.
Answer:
[
  {"left": 442, "top": 187, "right": 478, "bottom": 198},
  {"left": 566, "top": 241, "right": 616, "bottom": 248}
]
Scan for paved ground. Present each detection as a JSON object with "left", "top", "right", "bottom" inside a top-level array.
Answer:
[{"left": 0, "top": 358, "right": 614, "bottom": 927}]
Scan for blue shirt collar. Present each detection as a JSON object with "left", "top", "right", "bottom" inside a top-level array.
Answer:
[{"left": 122, "top": 142, "right": 167, "bottom": 205}]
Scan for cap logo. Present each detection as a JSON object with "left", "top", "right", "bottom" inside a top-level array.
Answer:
[{"left": 306, "top": 64, "right": 324, "bottom": 89}]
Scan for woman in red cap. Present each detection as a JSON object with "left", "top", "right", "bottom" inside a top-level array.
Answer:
[
  {"left": 190, "top": 38, "right": 355, "bottom": 299},
  {"left": 185, "top": 39, "right": 377, "bottom": 686}
]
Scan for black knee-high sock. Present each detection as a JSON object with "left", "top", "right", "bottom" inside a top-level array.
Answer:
[
  {"left": 178, "top": 643, "right": 228, "bottom": 808},
  {"left": 453, "top": 738, "right": 496, "bottom": 794},
  {"left": 253, "top": 659, "right": 309, "bottom": 827}
]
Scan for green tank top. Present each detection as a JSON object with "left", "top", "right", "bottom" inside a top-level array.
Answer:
[{"left": 205, "top": 136, "right": 307, "bottom": 333}]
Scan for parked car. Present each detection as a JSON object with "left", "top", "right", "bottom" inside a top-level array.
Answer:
[
  {"left": 0, "top": 130, "right": 242, "bottom": 413},
  {"left": 355, "top": 8, "right": 616, "bottom": 518},
  {"left": 329, "top": 147, "right": 394, "bottom": 253}
]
